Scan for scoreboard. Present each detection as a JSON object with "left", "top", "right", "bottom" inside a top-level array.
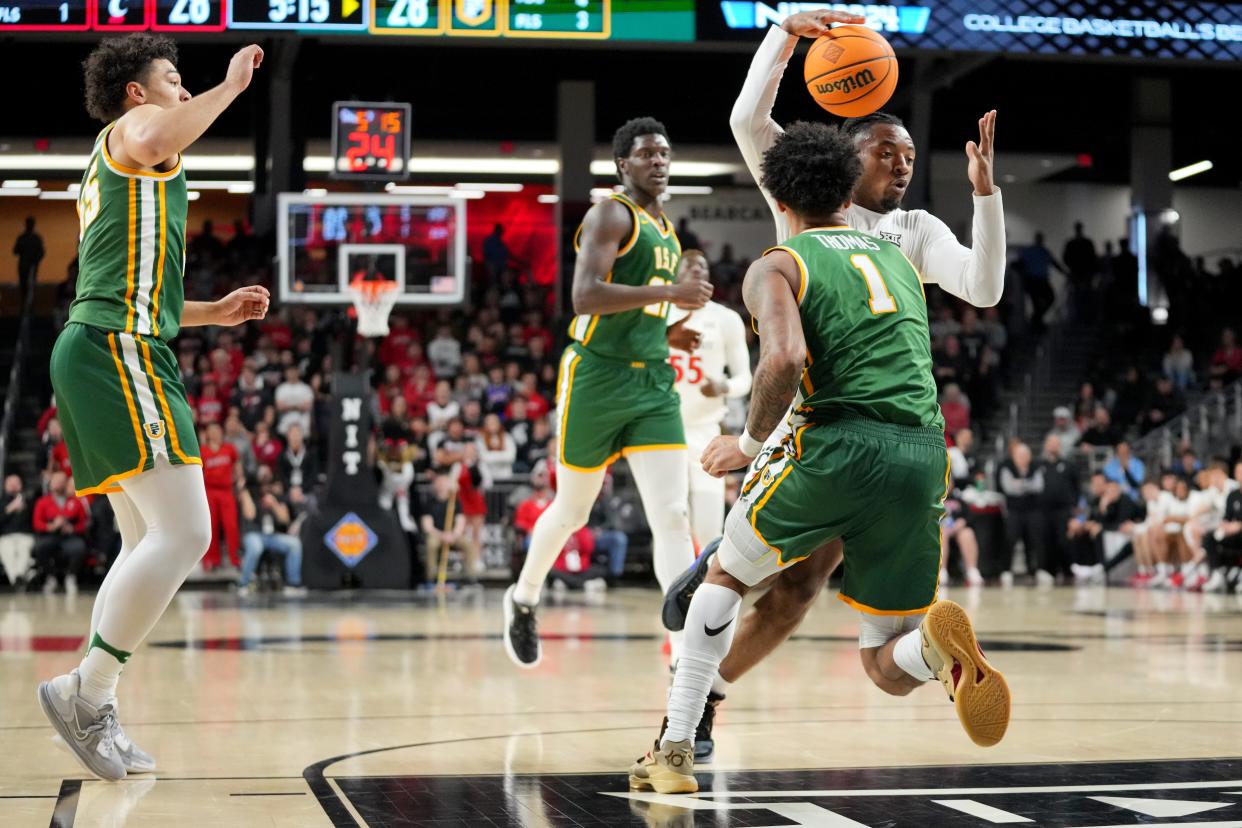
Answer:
[{"left": 0, "top": 0, "right": 695, "bottom": 39}]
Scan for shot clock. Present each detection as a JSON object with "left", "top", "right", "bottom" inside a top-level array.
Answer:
[{"left": 330, "top": 102, "right": 412, "bottom": 181}]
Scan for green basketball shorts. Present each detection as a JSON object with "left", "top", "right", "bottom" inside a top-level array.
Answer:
[
  {"left": 554, "top": 343, "right": 686, "bottom": 472},
  {"left": 718, "top": 414, "right": 950, "bottom": 615},
  {"left": 51, "top": 322, "right": 201, "bottom": 496}
]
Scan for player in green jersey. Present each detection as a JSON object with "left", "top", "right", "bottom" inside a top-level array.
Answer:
[
  {"left": 38, "top": 35, "right": 269, "bottom": 781},
  {"left": 503, "top": 117, "right": 713, "bottom": 668},
  {"left": 629, "top": 122, "right": 1011, "bottom": 795}
]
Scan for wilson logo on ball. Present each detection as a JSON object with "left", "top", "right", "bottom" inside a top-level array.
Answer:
[
  {"left": 803, "top": 25, "right": 899, "bottom": 117},
  {"left": 815, "top": 68, "right": 877, "bottom": 96}
]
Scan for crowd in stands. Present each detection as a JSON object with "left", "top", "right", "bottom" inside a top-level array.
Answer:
[{"left": 7, "top": 215, "right": 1238, "bottom": 599}]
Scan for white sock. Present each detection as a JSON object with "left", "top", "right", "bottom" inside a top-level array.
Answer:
[
  {"left": 892, "top": 627, "right": 935, "bottom": 681},
  {"left": 662, "top": 583, "right": 741, "bottom": 746},
  {"left": 1157, "top": 563, "right": 1172, "bottom": 576},
  {"left": 78, "top": 647, "right": 125, "bottom": 706},
  {"left": 710, "top": 671, "right": 732, "bottom": 698}
]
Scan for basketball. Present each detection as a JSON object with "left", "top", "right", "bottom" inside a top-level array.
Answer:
[{"left": 803, "top": 25, "right": 898, "bottom": 118}]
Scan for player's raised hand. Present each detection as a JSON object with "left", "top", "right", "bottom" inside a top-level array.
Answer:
[
  {"left": 669, "top": 278, "right": 713, "bottom": 310},
  {"left": 701, "top": 434, "right": 754, "bottom": 478},
  {"left": 966, "top": 110, "right": 997, "bottom": 196},
  {"left": 781, "top": 9, "right": 867, "bottom": 38},
  {"left": 212, "top": 285, "right": 270, "bottom": 326},
  {"left": 226, "top": 45, "right": 265, "bottom": 94}
]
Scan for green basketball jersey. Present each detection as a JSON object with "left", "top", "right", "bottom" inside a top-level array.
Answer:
[
  {"left": 770, "top": 227, "right": 943, "bottom": 430},
  {"left": 69, "top": 124, "right": 188, "bottom": 341},
  {"left": 568, "top": 192, "right": 682, "bottom": 363}
]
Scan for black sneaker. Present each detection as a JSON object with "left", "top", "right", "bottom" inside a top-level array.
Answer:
[
  {"left": 694, "top": 692, "right": 725, "bottom": 762},
  {"left": 503, "top": 585, "right": 542, "bottom": 668},
  {"left": 661, "top": 538, "right": 721, "bottom": 632}
]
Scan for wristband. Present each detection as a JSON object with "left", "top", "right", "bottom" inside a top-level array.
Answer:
[{"left": 738, "top": 428, "right": 764, "bottom": 458}]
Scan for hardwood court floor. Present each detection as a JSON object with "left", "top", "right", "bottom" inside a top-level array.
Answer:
[{"left": 2, "top": 584, "right": 1242, "bottom": 827}]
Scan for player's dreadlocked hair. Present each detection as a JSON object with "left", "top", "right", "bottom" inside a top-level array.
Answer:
[
  {"left": 612, "top": 116, "right": 668, "bottom": 161},
  {"left": 83, "top": 34, "right": 179, "bottom": 123},
  {"left": 840, "top": 112, "right": 905, "bottom": 145},
  {"left": 760, "top": 121, "right": 862, "bottom": 220}
]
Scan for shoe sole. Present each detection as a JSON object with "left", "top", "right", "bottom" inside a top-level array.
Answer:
[
  {"left": 923, "top": 600, "right": 1011, "bottom": 748},
  {"left": 628, "top": 772, "right": 699, "bottom": 794},
  {"left": 502, "top": 585, "right": 542, "bottom": 670},
  {"left": 661, "top": 539, "right": 720, "bottom": 632},
  {"left": 37, "top": 683, "right": 126, "bottom": 781}
]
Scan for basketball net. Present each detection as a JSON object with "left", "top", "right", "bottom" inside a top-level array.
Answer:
[{"left": 348, "top": 278, "right": 399, "bottom": 338}]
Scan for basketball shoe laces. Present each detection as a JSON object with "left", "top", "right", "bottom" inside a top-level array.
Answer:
[{"left": 77, "top": 702, "right": 118, "bottom": 755}]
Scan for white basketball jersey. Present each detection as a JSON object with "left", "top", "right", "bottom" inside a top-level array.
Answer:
[{"left": 671, "top": 301, "right": 749, "bottom": 427}]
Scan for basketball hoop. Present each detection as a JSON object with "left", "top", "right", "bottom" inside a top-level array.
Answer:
[{"left": 348, "top": 278, "right": 399, "bottom": 338}]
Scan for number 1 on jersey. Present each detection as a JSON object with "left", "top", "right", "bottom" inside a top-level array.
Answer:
[{"left": 850, "top": 254, "right": 897, "bottom": 315}]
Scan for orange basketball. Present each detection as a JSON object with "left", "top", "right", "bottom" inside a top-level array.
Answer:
[{"left": 803, "top": 25, "right": 898, "bottom": 118}]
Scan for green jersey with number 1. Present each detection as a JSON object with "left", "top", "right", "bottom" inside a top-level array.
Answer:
[
  {"left": 768, "top": 227, "right": 944, "bottom": 430},
  {"left": 568, "top": 192, "right": 682, "bottom": 363}
]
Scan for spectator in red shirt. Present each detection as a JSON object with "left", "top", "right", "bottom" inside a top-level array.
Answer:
[
  {"left": 940, "top": 383, "right": 972, "bottom": 437},
  {"left": 40, "top": 418, "right": 72, "bottom": 481},
  {"left": 395, "top": 341, "right": 429, "bottom": 382},
  {"left": 1210, "top": 327, "right": 1242, "bottom": 386},
  {"left": 200, "top": 423, "right": 241, "bottom": 571},
  {"left": 32, "top": 471, "right": 88, "bottom": 595},
  {"left": 403, "top": 365, "right": 437, "bottom": 418},
  {"left": 209, "top": 347, "right": 239, "bottom": 391},
  {"left": 252, "top": 419, "right": 284, "bottom": 472},
  {"left": 514, "top": 462, "right": 554, "bottom": 543},
  {"left": 215, "top": 331, "right": 245, "bottom": 377},
  {"left": 196, "top": 379, "right": 225, "bottom": 426},
  {"left": 380, "top": 315, "right": 417, "bottom": 367},
  {"left": 36, "top": 398, "right": 58, "bottom": 438},
  {"left": 377, "top": 364, "right": 405, "bottom": 416},
  {"left": 260, "top": 315, "right": 293, "bottom": 351},
  {"left": 507, "top": 375, "right": 549, "bottom": 421}
]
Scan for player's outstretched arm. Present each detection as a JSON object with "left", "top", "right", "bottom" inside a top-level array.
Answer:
[
  {"left": 701, "top": 252, "right": 804, "bottom": 477},
  {"left": 730, "top": 10, "right": 863, "bottom": 235},
  {"left": 918, "top": 110, "right": 1006, "bottom": 307},
  {"left": 113, "top": 45, "right": 264, "bottom": 169},
  {"left": 571, "top": 200, "right": 710, "bottom": 316},
  {"left": 182, "top": 286, "right": 270, "bottom": 328}
]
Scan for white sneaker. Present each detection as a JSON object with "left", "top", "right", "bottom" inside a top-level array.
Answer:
[
  {"left": 282, "top": 585, "right": 308, "bottom": 598},
  {"left": 999, "top": 571, "right": 1014, "bottom": 589},
  {"left": 42, "top": 575, "right": 59, "bottom": 595},
  {"left": 550, "top": 579, "right": 568, "bottom": 595},
  {"left": 1203, "top": 569, "right": 1228, "bottom": 593},
  {"left": 234, "top": 583, "right": 253, "bottom": 596},
  {"left": 64, "top": 575, "right": 78, "bottom": 597},
  {"left": 939, "top": 568, "right": 951, "bottom": 586},
  {"left": 966, "top": 568, "right": 984, "bottom": 587},
  {"left": 1035, "top": 570, "right": 1055, "bottom": 588},
  {"left": 584, "top": 577, "right": 607, "bottom": 594}
]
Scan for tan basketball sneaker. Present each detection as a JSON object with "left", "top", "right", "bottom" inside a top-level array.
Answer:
[
  {"left": 921, "top": 599, "right": 1011, "bottom": 747},
  {"left": 629, "top": 736, "right": 698, "bottom": 794}
]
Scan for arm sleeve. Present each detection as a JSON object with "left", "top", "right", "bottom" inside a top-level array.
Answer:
[
  {"left": 729, "top": 24, "right": 796, "bottom": 241},
  {"left": 913, "top": 191, "right": 1007, "bottom": 308},
  {"left": 722, "top": 310, "right": 753, "bottom": 398},
  {"left": 32, "top": 499, "right": 49, "bottom": 533}
]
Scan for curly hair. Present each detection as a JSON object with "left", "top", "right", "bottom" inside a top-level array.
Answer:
[
  {"left": 82, "top": 34, "right": 179, "bottom": 123},
  {"left": 611, "top": 116, "right": 668, "bottom": 160},
  {"left": 840, "top": 112, "right": 905, "bottom": 146},
  {"left": 760, "top": 121, "right": 863, "bottom": 219}
]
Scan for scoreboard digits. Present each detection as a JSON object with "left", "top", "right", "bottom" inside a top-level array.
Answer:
[
  {"left": 0, "top": 0, "right": 621, "bottom": 38},
  {"left": 0, "top": 0, "right": 89, "bottom": 30},
  {"left": 331, "top": 102, "right": 412, "bottom": 180}
]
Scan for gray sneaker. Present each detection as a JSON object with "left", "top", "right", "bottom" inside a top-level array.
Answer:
[
  {"left": 38, "top": 673, "right": 127, "bottom": 780},
  {"left": 109, "top": 701, "right": 156, "bottom": 773}
]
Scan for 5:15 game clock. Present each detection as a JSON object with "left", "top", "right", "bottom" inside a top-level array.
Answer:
[{"left": 331, "top": 102, "right": 412, "bottom": 181}]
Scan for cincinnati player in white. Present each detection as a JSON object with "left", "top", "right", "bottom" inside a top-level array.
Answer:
[
  {"left": 669, "top": 250, "right": 752, "bottom": 549},
  {"left": 657, "top": 9, "right": 1009, "bottom": 762}
]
